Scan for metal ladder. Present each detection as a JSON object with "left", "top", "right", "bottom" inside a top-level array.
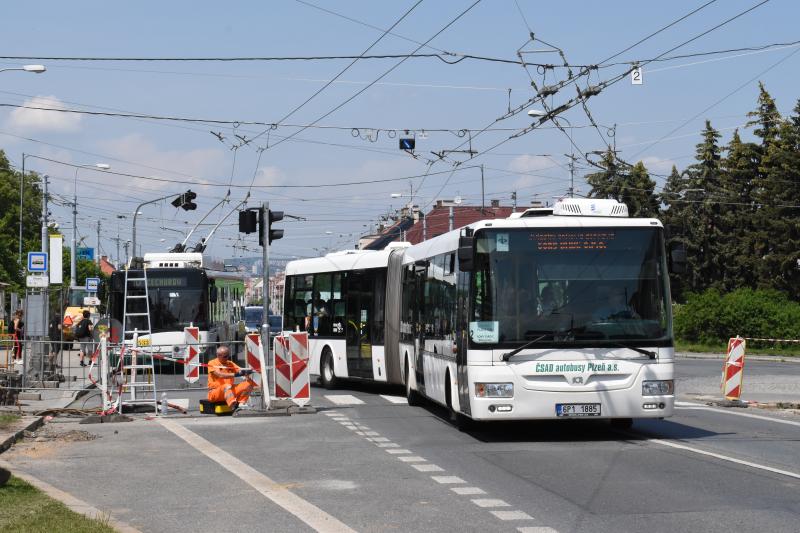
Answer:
[{"left": 120, "top": 266, "right": 158, "bottom": 414}]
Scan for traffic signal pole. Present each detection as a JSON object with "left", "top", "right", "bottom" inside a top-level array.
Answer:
[{"left": 261, "top": 201, "right": 271, "bottom": 410}]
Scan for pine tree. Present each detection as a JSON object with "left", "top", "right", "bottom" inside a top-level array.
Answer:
[
  {"left": 585, "top": 149, "right": 658, "bottom": 217},
  {"left": 659, "top": 165, "right": 689, "bottom": 300}
]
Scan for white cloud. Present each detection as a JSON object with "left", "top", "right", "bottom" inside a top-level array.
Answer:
[
  {"left": 97, "top": 134, "right": 228, "bottom": 192},
  {"left": 251, "top": 165, "right": 286, "bottom": 187},
  {"left": 640, "top": 156, "right": 678, "bottom": 176},
  {"left": 6, "top": 95, "right": 82, "bottom": 132}
]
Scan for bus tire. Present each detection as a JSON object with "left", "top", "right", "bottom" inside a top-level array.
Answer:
[
  {"left": 405, "top": 356, "right": 421, "bottom": 406},
  {"left": 320, "top": 349, "right": 338, "bottom": 390}
]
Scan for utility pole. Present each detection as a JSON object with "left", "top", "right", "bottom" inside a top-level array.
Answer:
[
  {"left": 96, "top": 220, "right": 101, "bottom": 266},
  {"left": 567, "top": 154, "right": 577, "bottom": 198},
  {"left": 261, "top": 201, "right": 270, "bottom": 410},
  {"left": 41, "top": 175, "right": 48, "bottom": 253},
  {"left": 511, "top": 191, "right": 517, "bottom": 213},
  {"left": 123, "top": 241, "right": 130, "bottom": 266},
  {"left": 70, "top": 182, "right": 77, "bottom": 289},
  {"left": 480, "top": 165, "right": 485, "bottom": 212},
  {"left": 19, "top": 153, "right": 25, "bottom": 267},
  {"left": 449, "top": 205, "right": 454, "bottom": 232}
]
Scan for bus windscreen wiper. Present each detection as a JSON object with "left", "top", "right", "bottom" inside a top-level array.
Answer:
[
  {"left": 501, "top": 333, "right": 552, "bottom": 362},
  {"left": 604, "top": 342, "right": 656, "bottom": 359}
]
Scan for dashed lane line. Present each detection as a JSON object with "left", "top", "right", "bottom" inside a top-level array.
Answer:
[
  {"left": 397, "top": 456, "right": 427, "bottom": 463},
  {"left": 159, "top": 418, "right": 356, "bottom": 533},
  {"left": 431, "top": 475, "right": 465, "bottom": 484},
  {"left": 676, "top": 404, "right": 800, "bottom": 428},
  {"left": 517, "top": 528, "right": 559, "bottom": 533},
  {"left": 472, "top": 498, "right": 511, "bottom": 508},
  {"left": 412, "top": 463, "right": 445, "bottom": 472},
  {"left": 491, "top": 510, "right": 534, "bottom": 521},
  {"left": 452, "top": 487, "right": 486, "bottom": 495},
  {"left": 385, "top": 448, "right": 412, "bottom": 454}
]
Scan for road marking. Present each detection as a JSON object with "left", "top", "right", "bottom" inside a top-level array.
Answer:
[
  {"left": 159, "top": 419, "right": 356, "bottom": 533},
  {"left": 322, "top": 411, "right": 341, "bottom": 416},
  {"left": 517, "top": 528, "right": 559, "bottom": 533},
  {"left": 385, "top": 449, "right": 411, "bottom": 454},
  {"left": 491, "top": 510, "right": 533, "bottom": 521},
  {"left": 676, "top": 404, "right": 800, "bottom": 428},
  {"left": 472, "top": 498, "right": 510, "bottom": 508},
  {"left": 376, "top": 442, "right": 399, "bottom": 448},
  {"left": 325, "top": 395, "right": 365, "bottom": 405},
  {"left": 431, "top": 475, "right": 465, "bottom": 484},
  {"left": 452, "top": 486, "right": 486, "bottom": 495},
  {"left": 355, "top": 431, "right": 365, "bottom": 436},
  {"left": 397, "top": 456, "right": 427, "bottom": 463},
  {"left": 412, "top": 464, "right": 444, "bottom": 472},
  {"left": 647, "top": 437, "right": 800, "bottom": 480},
  {"left": 363, "top": 431, "right": 380, "bottom": 436},
  {"left": 366, "top": 437, "right": 390, "bottom": 443},
  {"left": 379, "top": 395, "right": 409, "bottom": 404}
]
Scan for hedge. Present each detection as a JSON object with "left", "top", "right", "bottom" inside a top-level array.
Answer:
[{"left": 673, "top": 288, "right": 800, "bottom": 344}]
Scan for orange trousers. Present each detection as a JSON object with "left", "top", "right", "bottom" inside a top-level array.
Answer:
[{"left": 208, "top": 377, "right": 258, "bottom": 407}]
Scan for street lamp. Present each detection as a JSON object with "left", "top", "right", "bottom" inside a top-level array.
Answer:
[
  {"left": 528, "top": 109, "right": 576, "bottom": 198},
  {"left": 71, "top": 163, "right": 110, "bottom": 288},
  {"left": 0, "top": 64, "right": 46, "bottom": 74}
]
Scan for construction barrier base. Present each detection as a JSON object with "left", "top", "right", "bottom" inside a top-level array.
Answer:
[{"left": 199, "top": 399, "right": 233, "bottom": 416}]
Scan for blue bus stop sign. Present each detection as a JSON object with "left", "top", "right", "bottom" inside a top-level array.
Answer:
[
  {"left": 27, "top": 252, "right": 48, "bottom": 273},
  {"left": 85, "top": 277, "right": 100, "bottom": 292}
]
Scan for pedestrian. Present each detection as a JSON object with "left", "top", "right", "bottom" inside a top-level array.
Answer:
[
  {"left": 74, "top": 309, "right": 94, "bottom": 367},
  {"left": 9, "top": 310, "right": 24, "bottom": 365},
  {"left": 48, "top": 313, "right": 63, "bottom": 370},
  {"left": 207, "top": 346, "right": 256, "bottom": 411}
]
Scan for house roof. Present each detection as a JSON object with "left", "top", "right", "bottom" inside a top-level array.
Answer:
[{"left": 404, "top": 205, "right": 514, "bottom": 244}]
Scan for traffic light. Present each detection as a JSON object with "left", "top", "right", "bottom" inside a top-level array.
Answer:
[
  {"left": 258, "top": 208, "right": 284, "bottom": 246},
  {"left": 171, "top": 189, "right": 198, "bottom": 211},
  {"left": 239, "top": 209, "right": 258, "bottom": 233}
]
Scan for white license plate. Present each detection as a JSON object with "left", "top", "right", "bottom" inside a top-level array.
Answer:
[{"left": 556, "top": 403, "right": 601, "bottom": 417}]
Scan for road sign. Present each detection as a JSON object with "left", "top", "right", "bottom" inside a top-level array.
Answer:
[
  {"left": 83, "top": 296, "right": 101, "bottom": 306},
  {"left": 27, "top": 252, "right": 48, "bottom": 273},
  {"left": 631, "top": 66, "right": 643, "bottom": 85},
  {"left": 85, "top": 277, "right": 100, "bottom": 292},
  {"left": 26, "top": 275, "right": 48, "bottom": 288},
  {"left": 77, "top": 247, "right": 94, "bottom": 261}
]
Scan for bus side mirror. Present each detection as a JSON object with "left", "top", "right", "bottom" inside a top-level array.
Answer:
[
  {"left": 210, "top": 286, "right": 218, "bottom": 303},
  {"left": 457, "top": 235, "right": 474, "bottom": 271},
  {"left": 669, "top": 243, "right": 687, "bottom": 274}
]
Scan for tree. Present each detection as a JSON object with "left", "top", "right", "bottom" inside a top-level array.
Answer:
[
  {"left": 0, "top": 150, "right": 43, "bottom": 292},
  {"left": 659, "top": 165, "right": 689, "bottom": 300},
  {"left": 584, "top": 149, "right": 659, "bottom": 217}
]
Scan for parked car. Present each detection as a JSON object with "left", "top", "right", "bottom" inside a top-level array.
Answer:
[{"left": 244, "top": 306, "right": 282, "bottom": 338}]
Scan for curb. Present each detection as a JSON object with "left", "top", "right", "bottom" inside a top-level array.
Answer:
[
  {"left": 676, "top": 352, "right": 800, "bottom": 363},
  {"left": 0, "top": 416, "right": 45, "bottom": 455}
]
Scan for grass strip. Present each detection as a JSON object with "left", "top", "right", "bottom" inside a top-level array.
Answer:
[{"left": 0, "top": 476, "right": 116, "bottom": 533}]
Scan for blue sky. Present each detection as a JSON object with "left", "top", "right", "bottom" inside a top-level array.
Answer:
[{"left": 2, "top": 0, "right": 798, "bottom": 264}]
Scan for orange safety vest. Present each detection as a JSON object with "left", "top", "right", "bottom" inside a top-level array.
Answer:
[{"left": 207, "top": 357, "right": 241, "bottom": 390}]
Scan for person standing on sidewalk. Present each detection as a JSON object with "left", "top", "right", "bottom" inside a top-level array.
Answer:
[
  {"left": 75, "top": 310, "right": 94, "bottom": 367},
  {"left": 48, "top": 313, "right": 64, "bottom": 370},
  {"left": 9, "top": 310, "right": 24, "bottom": 365}
]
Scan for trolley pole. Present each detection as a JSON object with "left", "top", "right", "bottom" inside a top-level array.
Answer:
[{"left": 261, "top": 201, "right": 270, "bottom": 410}]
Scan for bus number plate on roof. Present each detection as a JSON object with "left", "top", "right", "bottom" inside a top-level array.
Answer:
[{"left": 556, "top": 403, "right": 601, "bottom": 417}]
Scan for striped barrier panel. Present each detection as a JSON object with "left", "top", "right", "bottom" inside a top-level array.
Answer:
[
  {"left": 183, "top": 327, "right": 200, "bottom": 384},
  {"left": 246, "top": 333, "right": 268, "bottom": 404},
  {"left": 273, "top": 332, "right": 310, "bottom": 406},
  {"left": 722, "top": 336, "right": 746, "bottom": 401}
]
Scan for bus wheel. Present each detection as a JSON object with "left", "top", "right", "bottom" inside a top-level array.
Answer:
[
  {"left": 610, "top": 418, "right": 633, "bottom": 429},
  {"left": 405, "top": 356, "right": 421, "bottom": 406},
  {"left": 320, "top": 350, "right": 338, "bottom": 390}
]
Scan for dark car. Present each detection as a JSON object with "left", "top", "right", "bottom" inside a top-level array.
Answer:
[{"left": 244, "top": 306, "right": 282, "bottom": 337}]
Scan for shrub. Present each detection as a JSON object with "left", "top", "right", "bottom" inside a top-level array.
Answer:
[{"left": 673, "top": 288, "right": 800, "bottom": 344}]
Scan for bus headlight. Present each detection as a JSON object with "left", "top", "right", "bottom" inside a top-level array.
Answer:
[
  {"left": 642, "top": 380, "right": 674, "bottom": 396},
  {"left": 475, "top": 383, "right": 514, "bottom": 398}
]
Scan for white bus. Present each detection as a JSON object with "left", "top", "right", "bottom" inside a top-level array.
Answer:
[
  {"left": 109, "top": 253, "right": 246, "bottom": 361},
  {"left": 283, "top": 245, "right": 408, "bottom": 388},
  {"left": 389, "top": 198, "right": 680, "bottom": 426}
]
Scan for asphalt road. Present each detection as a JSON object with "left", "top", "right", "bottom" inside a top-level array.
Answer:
[{"left": 5, "top": 359, "right": 799, "bottom": 533}]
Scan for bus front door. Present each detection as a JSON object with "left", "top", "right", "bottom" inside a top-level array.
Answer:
[{"left": 345, "top": 271, "right": 373, "bottom": 378}]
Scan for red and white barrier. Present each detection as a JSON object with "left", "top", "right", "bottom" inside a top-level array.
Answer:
[
  {"left": 183, "top": 326, "right": 200, "bottom": 384},
  {"left": 722, "top": 336, "right": 746, "bottom": 400},
  {"left": 246, "top": 333, "right": 269, "bottom": 408},
  {"left": 273, "top": 332, "right": 310, "bottom": 407}
]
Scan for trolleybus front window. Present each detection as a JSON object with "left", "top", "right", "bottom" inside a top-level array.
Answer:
[{"left": 470, "top": 227, "right": 671, "bottom": 349}]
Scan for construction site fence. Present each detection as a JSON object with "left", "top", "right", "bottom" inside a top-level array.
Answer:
[{"left": 0, "top": 337, "right": 270, "bottom": 397}]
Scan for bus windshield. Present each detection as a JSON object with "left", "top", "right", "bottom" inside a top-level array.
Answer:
[{"left": 470, "top": 227, "right": 671, "bottom": 348}]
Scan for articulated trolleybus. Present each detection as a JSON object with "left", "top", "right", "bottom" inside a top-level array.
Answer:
[{"left": 286, "top": 198, "right": 680, "bottom": 425}]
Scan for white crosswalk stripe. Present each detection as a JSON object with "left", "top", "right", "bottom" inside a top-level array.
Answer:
[{"left": 324, "top": 395, "right": 365, "bottom": 405}]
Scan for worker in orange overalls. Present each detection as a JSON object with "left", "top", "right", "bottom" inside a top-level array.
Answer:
[{"left": 207, "top": 345, "right": 257, "bottom": 409}]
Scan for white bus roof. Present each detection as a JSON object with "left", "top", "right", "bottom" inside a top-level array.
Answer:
[
  {"left": 402, "top": 213, "right": 663, "bottom": 263},
  {"left": 285, "top": 248, "right": 399, "bottom": 276},
  {"left": 143, "top": 252, "right": 203, "bottom": 268}
]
